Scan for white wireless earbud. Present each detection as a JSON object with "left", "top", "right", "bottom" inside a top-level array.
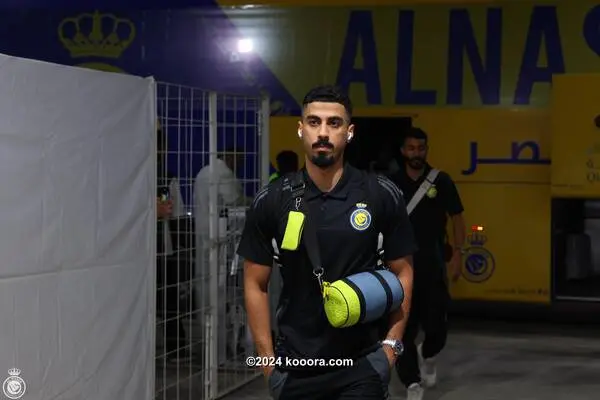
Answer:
[{"left": 297, "top": 129, "right": 302, "bottom": 138}]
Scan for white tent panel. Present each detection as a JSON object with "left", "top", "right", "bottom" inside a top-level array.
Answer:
[{"left": 0, "top": 55, "right": 155, "bottom": 400}]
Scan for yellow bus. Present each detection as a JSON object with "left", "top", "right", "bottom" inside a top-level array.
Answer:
[{"left": 241, "top": 0, "right": 600, "bottom": 313}]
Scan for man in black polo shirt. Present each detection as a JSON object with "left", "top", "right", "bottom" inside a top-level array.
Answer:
[
  {"left": 237, "top": 85, "right": 416, "bottom": 399},
  {"left": 389, "top": 127, "right": 465, "bottom": 400}
]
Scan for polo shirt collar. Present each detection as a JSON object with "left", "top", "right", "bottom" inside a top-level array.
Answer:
[
  {"left": 303, "top": 164, "right": 355, "bottom": 200},
  {"left": 401, "top": 163, "right": 432, "bottom": 183}
]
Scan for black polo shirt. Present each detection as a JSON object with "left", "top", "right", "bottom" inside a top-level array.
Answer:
[
  {"left": 389, "top": 164, "right": 463, "bottom": 251},
  {"left": 237, "top": 165, "right": 416, "bottom": 362}
]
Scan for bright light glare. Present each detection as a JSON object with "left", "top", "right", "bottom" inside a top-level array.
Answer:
[
  {"left": 471, "top": 225, "right": 484, "bottom": 232},
  {"left": 237, "top": 38, "right": 253, "bottom": 53}
]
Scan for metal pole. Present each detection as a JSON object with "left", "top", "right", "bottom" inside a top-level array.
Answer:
[
  {"left": 207, "top": 91, "right": 219, "bottom": 399},
  {"left": 149, "top": 79, "right": 158, "bottom": 400},
  {"left": 260, "top": 96, "right": 271, "bottom": 186}
]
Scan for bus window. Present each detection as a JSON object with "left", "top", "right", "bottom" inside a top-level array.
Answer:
[{"left": 553, "top": 198, "right": 600, "bottom": 301}]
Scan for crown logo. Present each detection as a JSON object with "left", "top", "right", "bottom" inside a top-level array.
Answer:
[
  {"left": 356, "top": 203, "right": 367, "bottom": 208},
  {"left": 7, "top": 368, "right": 20, "bottom": 376},
  {"left": 58, "top": 11, "right": 136, "bottom": 59},
  {"left": 467, "top": 232, "right": 487, "bottom": 246}
]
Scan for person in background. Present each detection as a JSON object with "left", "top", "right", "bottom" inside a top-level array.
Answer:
[
  {"left": 269, "top": 150, "right": 300, "bottom": 182},
  {"left": 389, "top": 127, "right": 465, "bottom": 400},
  {"left": 194, "top": 148, "right": 244, "bottom": 242},
  {"left": 156, "top": 124, "right": 190, "bottom": 363},
  {"left": 193, "top": 148, "right": 244, "bottom": 363}
]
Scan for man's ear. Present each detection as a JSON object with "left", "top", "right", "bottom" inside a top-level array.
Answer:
[{"left": 347, "top": 124, "right": 355, "bottom": 142}]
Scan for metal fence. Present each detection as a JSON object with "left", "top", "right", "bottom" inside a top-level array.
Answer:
[{"left": 154, "top": 82, "right": 269, "bottom": 400}]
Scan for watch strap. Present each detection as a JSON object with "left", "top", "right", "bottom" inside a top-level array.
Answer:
[{"left": 381, "top": 339, "right": 403, "bottom": 356}]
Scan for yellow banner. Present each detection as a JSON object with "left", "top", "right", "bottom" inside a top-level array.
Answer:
[
  {"left": 450, "top": 184, "right": 550, "bottom": 303},
  {"left": 551, "top": 74, "right": 600, "bottom": 197},
  {"left": 223, "top": 1, "right": 600, "bottom": 107},
  {"left": 415, "top": 109, "right": 550, "bottom": 184}
]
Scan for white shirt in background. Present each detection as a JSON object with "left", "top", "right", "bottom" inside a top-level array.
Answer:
[
  {"left": 193, "top": 158, "right": 242, "bottom": 364},
  {"left": 193, "top": 158, "right": 242, "bottom": 237}
]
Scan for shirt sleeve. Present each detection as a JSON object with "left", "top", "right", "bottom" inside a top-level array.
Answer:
[
  {"left": 236, "top": 185, "right": 277, "bottom": 266},
  {"left": 376, "top": 175, "right": 418, "bottom": 261},
  {"left": 438, "top": 172, "right": 464, "bottom": 216}
]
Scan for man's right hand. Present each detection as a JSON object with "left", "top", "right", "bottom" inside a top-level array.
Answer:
[
  {"left": 263, "top": 366, "right": 275, "bottom": 381},
  {"left": 157, "top": 198, "right": 173, "bottom": 220}
]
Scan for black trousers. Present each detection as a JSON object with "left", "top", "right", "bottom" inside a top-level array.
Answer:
[
  {"left": 395, "top": 251, "right": 449, "bottom": 387},
  {"left": 269, "top": 347, "right": 391, "bottom": 400},
  {"left": 157, "top": 255, "right": 191, "bottom": 353}
]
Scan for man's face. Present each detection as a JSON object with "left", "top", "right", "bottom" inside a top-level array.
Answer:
[
  {"left": 401, "top": 137, "right": 428, "bottom": 169},
  {"left": 298, "top": 102, "right": 353, "bottom": 169}
]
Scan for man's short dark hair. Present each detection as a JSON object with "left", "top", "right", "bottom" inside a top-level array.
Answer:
[
  {"left": 302, "top": 85, "right": 353, "bottom": 120},
  {"left": 276, "top": 150, "right": 299, "bottom": 174},
  {"left": 403, "top": 127, "right": 428, "bottom": 145}
]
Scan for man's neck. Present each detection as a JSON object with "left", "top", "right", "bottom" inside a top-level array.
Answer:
[
  {"left": 406, "top": 165, "right": 425, "bottom": 181},
  {"left": 305, "top": 158, "right": 344, "bottom": 193}
]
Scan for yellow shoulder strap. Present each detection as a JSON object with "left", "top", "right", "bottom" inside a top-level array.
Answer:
[{"left": 281, "top": 211, "right": 305, "bottom": 250}]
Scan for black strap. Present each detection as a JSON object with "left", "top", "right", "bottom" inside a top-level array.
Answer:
[
  {"left": 368, "top": 173, "right": 386, "bottom": 264},
  {"left": 284, "top": 171, "right": 325, "bottom": 287}
]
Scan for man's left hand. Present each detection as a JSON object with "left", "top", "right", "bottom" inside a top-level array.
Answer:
[
  {"left": 382, "top": 345, "right": 397, "bottom": 368},
  {"left": 448, "top": 252, "right": 462, "bottom": 282}
]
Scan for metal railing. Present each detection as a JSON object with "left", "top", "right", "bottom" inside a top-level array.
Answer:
[{"left": 154, "top": 83, "right": 269, "bottom": 399}]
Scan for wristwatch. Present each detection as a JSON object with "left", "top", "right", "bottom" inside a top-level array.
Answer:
[{"left": 381, "top": 339, "right": 404, "bottom": 357}]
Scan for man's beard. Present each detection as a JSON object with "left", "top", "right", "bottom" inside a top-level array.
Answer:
[
  {"left": 407, "top": 157, "right": 425, "bottom": 169},
  {"left": 311, "top": 152, "right": 336, "bottom": 168},
  {"left": 311, "top": 138, "right": 336, "bottom": 168}
]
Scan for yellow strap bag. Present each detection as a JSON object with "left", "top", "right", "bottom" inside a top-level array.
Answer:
[{"left": 280, "top": 173, "right": 404, "bottom": 328}]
